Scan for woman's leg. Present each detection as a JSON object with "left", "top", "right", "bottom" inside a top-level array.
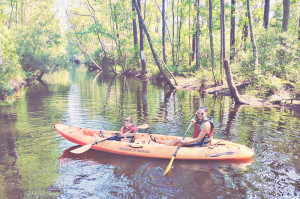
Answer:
[{"left": 162, "top": 137, "right": 181, "bottom": 146}]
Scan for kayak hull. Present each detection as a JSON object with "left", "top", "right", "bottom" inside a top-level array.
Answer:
[{"left": 54, "top": 123, "right": 254, "bottom": 160}]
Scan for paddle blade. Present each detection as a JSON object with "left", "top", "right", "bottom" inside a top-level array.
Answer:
[
  {"left": 163, "top": 156, "right": 175, "bottom": 176},
  {"left": 137, "top": 124, "right": 149, "bottom": 129},
  {"left": 70, "top": 144, "right": 93, "bottom": 154}
]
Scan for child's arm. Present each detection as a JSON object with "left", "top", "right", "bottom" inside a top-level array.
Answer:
[
  {"left": 120, "top": 126, "right": 125, "bottom": 136},
  {"left": 123, "top": 127, "right": 137, "bottom": 138}
]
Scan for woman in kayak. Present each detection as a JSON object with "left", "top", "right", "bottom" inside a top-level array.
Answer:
[
  {"left": 154, "top": 106, "right": 214, "bottom": 147},
  {"left": 120, "top": 117, "right": 137, "bottom": 142}
]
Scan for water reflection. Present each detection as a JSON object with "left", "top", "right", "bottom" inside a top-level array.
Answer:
[
  {"left": 0, "top": 106, "right": 26, "bottom": 198},
  {"left": 0, "top": 65, "right": 299, "bottom": 198},
  {"left": 58, "top": 147, "right": 254, "bottom": 198}
]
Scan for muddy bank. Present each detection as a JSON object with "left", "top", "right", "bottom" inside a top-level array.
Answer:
[{"left": 173, "top": 76, "right": 300, "bottom": 113}]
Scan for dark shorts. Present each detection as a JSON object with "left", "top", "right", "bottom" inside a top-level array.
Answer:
[
  {"left": 183, "top": 142, "right": 203, "bottom": 147},
  {"left": 183, "top": 138, "right": 211, "bottom": 147}
]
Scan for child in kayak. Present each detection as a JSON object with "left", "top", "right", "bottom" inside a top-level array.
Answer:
[{"left": 120, "top": 117, "right": 137, "bottom": 142}]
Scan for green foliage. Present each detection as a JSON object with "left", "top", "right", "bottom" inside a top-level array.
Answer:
[
  {"left": 15, "top": 2, "right": 67, "bottom": 77},
  {"left": 0, "top": 0, "right": 68, "bottom": 98},
  {"left": 1, "top": 0, "right": 297, "bottom": 99}
]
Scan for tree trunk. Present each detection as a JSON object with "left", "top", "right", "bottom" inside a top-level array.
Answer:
[
  {"left": 242, "top": 21, "right": 248, "bottom": 51},
  {"left": 246, "top": 0, "right": 259, "bottom": 71},
  {"left": 189, "top": 3, "right": 191, "bottom": 66},
  {"left": 21, "top": 0, "right": 24, "bottom": 24},
  {"left": 176, "top": 4, "right": 183, "bottom": 66},
  {"left": 192, "top": 33, "right": 196, "bottom": 62},
  {"left": 172, "top": 0, "right": 175, "bottom": 67},
  {"left": 162, "top": 0, "right": 167, "bottom": 64},
  {"left": 0, "top": 30, "right": 3, "bottom": 71},
  {"left": 133, "top": 0, "right": 175, "bottom": 89},
  {"left": 15, "top": 0, "right": 18, "bottom": 24},
  {"left": 223, "top": 60, "right": 247, "bottom": 105},
  {"left": 263, "top": 0, "right": 270, "bottom": 29},
  {"left": 137, "top": 0, "right": 147, "bottom": 75},
  {"left": 220, "top": 0, "right": 225, "bottom": 84},
  {"left": 230, "top": 0, "right": 236, "bottom": 62},
  {"left": 132, "top": 0, "right": 139, "bottom": 60},
  {"left": 36, "top": 71, "right": 45, "bottom": 81},
  {"left": 195, "top": 0, "right": 200, "bottom": 69},
  {"left": 209, "top": 0, "right": 217, "bottom": 86},
  {"left": 8, "top": 0, "right": 15, "bottom": 29},
  {"left": 298, "top": 18, "right": 300, "bottom": 40},
  {"left": 282, "top": 0, "right": 291, "bottom": 31}
]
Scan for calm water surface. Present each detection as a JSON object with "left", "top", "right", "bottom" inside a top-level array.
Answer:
[{"left": 0, "top": 65, "right": 299, "bottom": 198}]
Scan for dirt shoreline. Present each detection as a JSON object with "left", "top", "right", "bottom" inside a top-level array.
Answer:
[{"left": 173, "top": 77, "right": 300, "bottom": 113}]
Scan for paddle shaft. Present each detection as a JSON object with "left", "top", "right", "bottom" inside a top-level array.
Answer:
[
  {"left": 93, "top": 134, "right": 119, "bottom": 145},
  {"left": 172, "top": 114, "right": 196, "bottom": 157},
  {"left": 163, "top": 115, "right": 196, "bottom": 176}
]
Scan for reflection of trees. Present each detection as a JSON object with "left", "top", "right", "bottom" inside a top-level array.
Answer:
[
  {"left": 119, "top": 76, "right": 128, "bottom": 119},
  {"left": 102, "top": 75, "right": 117, "bottom": 117},
  {"left": 219, "top": 96, "right": 225, "bottom": 126},
  {"left": 91, "top": 71, "right": 102, "bottom": 86},
  {"left": 0, "top": 115, "right": 24, "bottom": 198},
  {"left": 210, "top": 95, "right": 218, "bottom": 120},
  {"left": 142, "top": 80, "right": 148, "bottom": 121},
  {"left": 223, "top": 105, "right": 242, "bottom": 139},
  {"left": 157, "top": 88, "right": 176, "bottom": 121}
]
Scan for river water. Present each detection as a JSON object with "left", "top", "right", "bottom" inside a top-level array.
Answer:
[{"left": 0, "top": 65, "right": 299, "bottom": 198}]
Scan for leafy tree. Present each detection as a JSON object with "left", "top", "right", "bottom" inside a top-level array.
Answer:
[{"left": 16, "top": 2, "right": 66, "bottom": 80}]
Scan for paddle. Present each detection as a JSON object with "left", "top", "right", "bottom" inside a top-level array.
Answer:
[
  {"left": 163, "top": 115, "right": 196, "bottom": 176},
  {"left": 70, "top": 134, "right": 119, "bottom": 154},
  {"left": 70, "top": 124, "right": 149, "bottom": 154}
]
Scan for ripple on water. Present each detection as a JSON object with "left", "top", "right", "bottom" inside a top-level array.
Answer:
[{"left": 133, "top": 162, "right": 191, "bottom": 198}]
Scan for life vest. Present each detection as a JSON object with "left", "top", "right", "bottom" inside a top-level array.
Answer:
[
  {"left": 122, "top": 126, "right": 137, "bottom": 134},
  {"left": 193, "top": 120, "right": 215, "bottom": 141}
]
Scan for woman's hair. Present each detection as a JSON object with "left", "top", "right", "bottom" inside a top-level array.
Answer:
[
  {"left": 125, "top": 117, "right": 134, "bottom": 123},
  {"left": 198, "top": 106, "right": 208, "bottom": 113}
]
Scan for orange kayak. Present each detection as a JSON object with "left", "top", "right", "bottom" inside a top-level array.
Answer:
[{"left": 54, "top": 123, "right": 254, "bottom": 160}]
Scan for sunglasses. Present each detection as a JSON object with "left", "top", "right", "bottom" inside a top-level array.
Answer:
[{"left": 196, "top": 112, "right": 205, "bottom": 115}]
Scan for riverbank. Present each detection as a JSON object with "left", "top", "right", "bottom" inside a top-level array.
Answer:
[
  {"left": 1, "top": 69, "right": 299, "bottom": 113},
  {"left": 174, "top": 76, "right": 300, "bottom": 113}
]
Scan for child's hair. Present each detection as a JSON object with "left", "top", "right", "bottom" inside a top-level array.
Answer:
[{"left": 125, "top": 117, "right": 134, "bottom": 123}]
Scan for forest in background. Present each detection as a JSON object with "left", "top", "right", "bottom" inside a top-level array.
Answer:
[{"left": 0, "top": 0, "right": 299, "bottom": 102}]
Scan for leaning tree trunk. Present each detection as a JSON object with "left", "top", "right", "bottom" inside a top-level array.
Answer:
[
  {"left": 246, "top": 0, "right": 258, "bottom": 71},
  {"left": 86, "top": 0, "right": 108, "bottom": 59},
  {"left": 62, "top": 1, "right": 102, "bottom": 70},
  {"left": 137, "top": 0, "right": 147, "bottom": 75},
  {"left": 209, "top": 0, "right": 217, "bottom": 86},
  {"left": 263, "top": 0, "right": 270, "bottom": 29},
  {"left": 282, "top": 0, "right": 291, "bottom": 31},
  {"left": 223, "top": 60, "right": 247, "bottom": 105},
  {"left": 230, "top": 0, "right": 236, "bottom": 62},
  {"left": 162, "top": 0, "right": 167, "bottom": 64},
  {"left": 133, "top": 0, "right": 175, "bottom": 89}
]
